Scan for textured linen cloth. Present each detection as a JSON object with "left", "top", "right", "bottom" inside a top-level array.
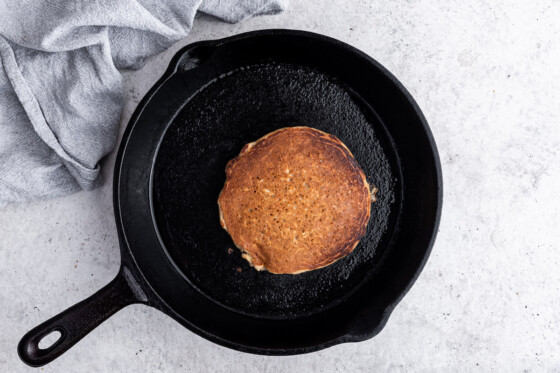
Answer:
[{"left": 0, "top": 0, "right": 286, "bottom": 206}]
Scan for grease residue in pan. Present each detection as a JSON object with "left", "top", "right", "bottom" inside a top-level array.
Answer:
[{"left": 153, "top": 62, "right": 401, "bottom": 319}]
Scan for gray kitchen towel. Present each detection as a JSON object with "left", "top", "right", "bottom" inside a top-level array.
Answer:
[{"left": 0, "top": 0, "right": 286, "bottom": 206}]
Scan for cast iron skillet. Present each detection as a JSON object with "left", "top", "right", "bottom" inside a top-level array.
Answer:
[{"left": 18, "top": 29, "right": 442, "bottom": 367}]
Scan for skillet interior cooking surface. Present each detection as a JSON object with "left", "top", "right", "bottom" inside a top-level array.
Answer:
[{"left": 152, "top": 63, "right": 400, "bottom": 319}]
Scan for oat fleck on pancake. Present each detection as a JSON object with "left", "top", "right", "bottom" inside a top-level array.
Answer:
[{"left": 218, "top": 127, "right": 375, "bottom": 274}]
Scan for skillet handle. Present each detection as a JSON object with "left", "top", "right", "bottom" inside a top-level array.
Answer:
[{"left": 18, "top": 266, "right": 146, "bottom": 367}]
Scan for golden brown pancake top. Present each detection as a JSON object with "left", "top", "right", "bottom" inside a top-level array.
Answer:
[{"left": 218, "top": 127, "right": 374, "bottom": 274}]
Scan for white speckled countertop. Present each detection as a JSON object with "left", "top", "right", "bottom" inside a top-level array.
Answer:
[{"left": 2, "top": 0, "right": 560, "bottom": 371}]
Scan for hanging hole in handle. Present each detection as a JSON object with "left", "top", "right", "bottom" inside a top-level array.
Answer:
[
  {"left": 38, "top": 330, "right": 63, "bottom": 350},
  {"left": 31, "top": 327, "right": 66, "bottom": 355}
]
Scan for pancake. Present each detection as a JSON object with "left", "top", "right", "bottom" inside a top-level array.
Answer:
[{"left": 218, "top": 127, "right": 375, "bottom": 274}]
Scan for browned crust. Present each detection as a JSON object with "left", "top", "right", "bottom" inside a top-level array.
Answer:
[{"left": 218, "top": 127, "right": 375, "bottom": 274}]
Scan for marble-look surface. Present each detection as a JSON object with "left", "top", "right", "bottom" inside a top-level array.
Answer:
[{"left": 1, "top": 0, "right": 560, "bottom": 371}]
